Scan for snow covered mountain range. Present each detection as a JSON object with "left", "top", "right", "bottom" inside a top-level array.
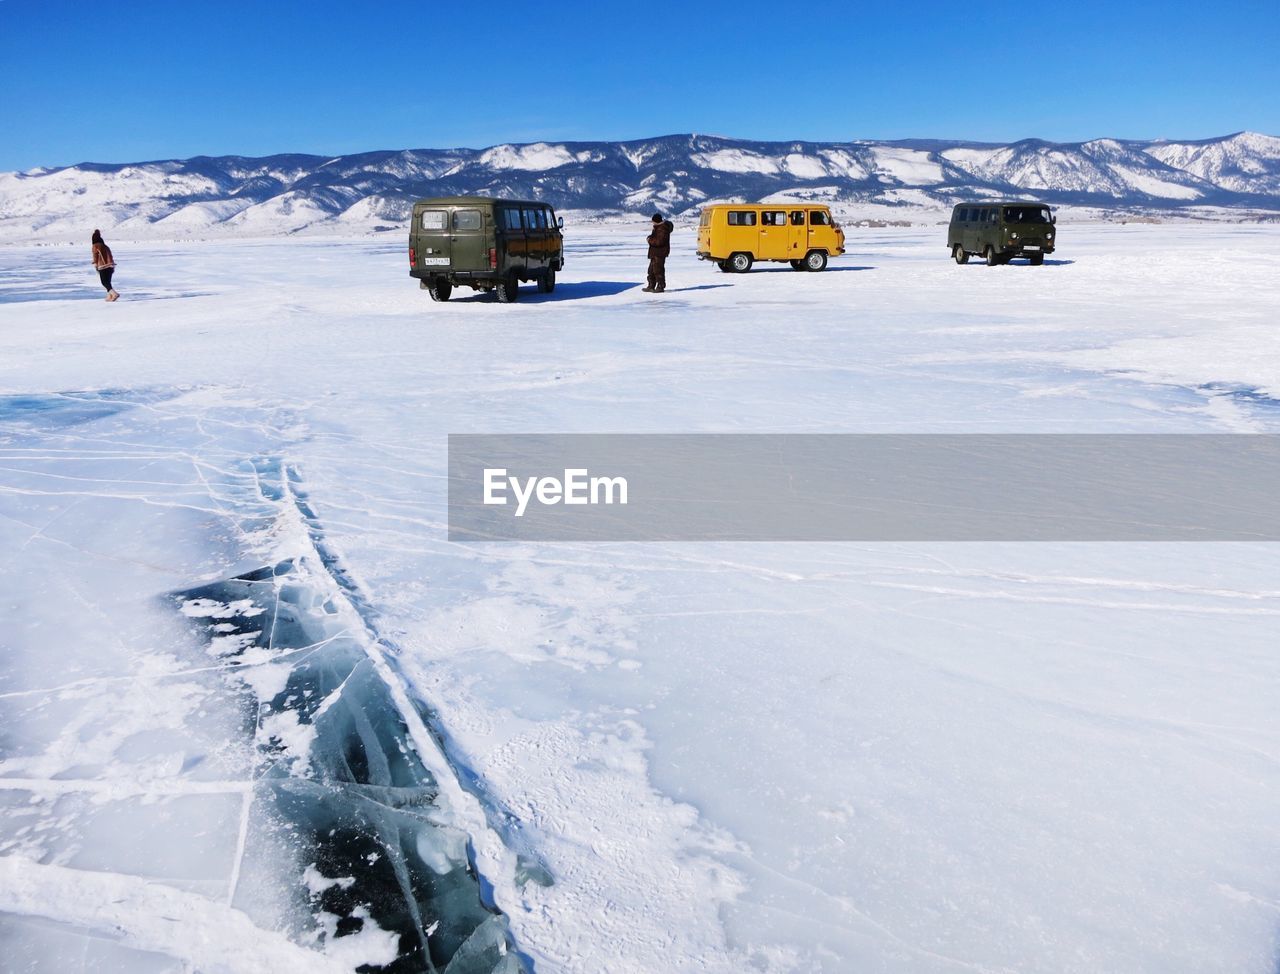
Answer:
[{"left": 4, "top": 132, "right": 1279, "bottom": 240}]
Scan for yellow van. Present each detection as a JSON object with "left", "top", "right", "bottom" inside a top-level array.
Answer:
[{"left": 696, "top": 203, "right": 845, "bottom": 272}]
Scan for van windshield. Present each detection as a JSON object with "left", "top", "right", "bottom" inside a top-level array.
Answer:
[{"left": 1003, "top": 206, "right": 1051, "bottom": 224}]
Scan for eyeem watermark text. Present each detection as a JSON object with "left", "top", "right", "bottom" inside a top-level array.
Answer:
[
  {"left": 451, "top": 434, "right": 1280, "bottom": 541},
  {"left": 483, "top": 467, "right": 629, "bottom": 517}
]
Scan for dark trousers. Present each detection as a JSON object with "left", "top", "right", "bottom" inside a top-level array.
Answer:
[
  {"left": 646, "top": 256, "right": 666, "bottom": 291},
  {"left": 98, "top": 268, "right": 114, "bottom": 291}
]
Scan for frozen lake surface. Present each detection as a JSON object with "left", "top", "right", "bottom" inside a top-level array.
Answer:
[{"left": 2, "top": 223, "right": 1280, "bottom": 973}]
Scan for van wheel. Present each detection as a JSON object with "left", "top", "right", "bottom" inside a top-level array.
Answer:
[
  {"left": 790, "top": 259, "right": 805, "bottom": 271},
  {"left": 729, "top": 252, "right": 753, "bottom": 273},
  {"left": 804, "top": 250, "right": 828, "bottom": 272},
  {"left": 952, "top": 244, "right": 968, "bottom": 265},
  {"left": 427, "top": 280, "right": 452, "bottom": 302},
  {"left": 538, "top": 269, "right": 556, "bottom": 293},
  {"left": 985, "top": 246, "right": 1000, "bottom": 267},
  {"left": 495, "top": 273, "right": 520, "bottom": 303},
  {"left": 1029, "top": 253, "right": 1045, "bottom": 266}
]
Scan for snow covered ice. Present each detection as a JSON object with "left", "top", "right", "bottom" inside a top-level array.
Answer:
[{"left": 2, "top": 222, "right": 1280, "bottom": 972}]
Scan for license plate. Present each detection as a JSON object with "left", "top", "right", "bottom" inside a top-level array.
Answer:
[
  {"left": 1023, "top": 245, "right": 1041, "bottom": 251},
  {"left": 420, "top": 257, "right": 450, "bottom": 266}
]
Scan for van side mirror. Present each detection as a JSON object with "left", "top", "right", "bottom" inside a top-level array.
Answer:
[
  {"left": 1051, "top": 214, "right": 1056, "bottom": 224},
  {"left": 557, "top": 216, "right": 564, "bottom": 229}
]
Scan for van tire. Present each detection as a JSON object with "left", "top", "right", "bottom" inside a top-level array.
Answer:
[
  {"left": 1029, "top": 253, "right": 1045, "bottom": 266},
  {"left": 952, "top": 244, "right": 968, "bottom": 265},
  {"left": 729, "top": 252, "right": 753, "bottom": 273},
  {"left": 985, "top": 246, "right": 1000, "bottom": 267},
  {"left": 790, "top": 259, "right": 805, "bottom": 271},
  {"left": 495, "top": 273, "right": 520, "bottom": 303},
  {"left": 427, "top": 280, "right": 452, "bottom": 302},
  {"left": 804, "top": 250, "right": 828, "bottom": 272},
  {"left": 538, "top": 269, "right": 556, "bottom": 293}
]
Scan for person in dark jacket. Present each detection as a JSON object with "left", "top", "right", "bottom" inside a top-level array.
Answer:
[
  {"left": 91, "top": 230, "right": 119, "bottom": 301},
  {"left": 644, "top": 212, "right": 673, "bottom": 293}
]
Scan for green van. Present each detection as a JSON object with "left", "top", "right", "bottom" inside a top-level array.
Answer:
[
  {"left": 948, "top": 201, "right": 1056, "bottom": 266},
  {"left": 409, "top": 196, "right": 564, "bottom": 303}
]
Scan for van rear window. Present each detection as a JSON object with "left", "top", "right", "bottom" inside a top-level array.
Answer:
[
  {"left": 727, "top": 211, "right": 757, "bottom": 226},
  {"left": 453, "top": 210, "right": 482, "bottom": 231},
  {"left": 699, "top": 211, "right": 711, "bottom": 227},
  {"left": 420, "top": 210, "right": 446, "bottom": 230}
]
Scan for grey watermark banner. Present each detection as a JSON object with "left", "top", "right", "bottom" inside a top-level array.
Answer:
[{"left": 448, "top": 434, "right": 1280, "bottom": 542}]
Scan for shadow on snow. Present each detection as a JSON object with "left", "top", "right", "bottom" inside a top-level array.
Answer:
[
  {"left": 957, "top": 259, "right": 1075, "bottom": 268},
  {"left": 448, "top": 280, "right": 642, "bottom": 303},
  {"left": 745, "top": 265, "right": 876, "bottom": 274}
]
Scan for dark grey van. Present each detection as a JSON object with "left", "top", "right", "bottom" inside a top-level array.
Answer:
[
  {"left": 409, "top": 196, "right": 564, "bottom": 303},
  {"left": 948, "top": 201, "right": 1056, "bottom": 265}
]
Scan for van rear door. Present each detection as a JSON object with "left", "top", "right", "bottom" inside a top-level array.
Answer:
[
  {"left": 416, "top": 208, "right": 452, "bottom": 270},
  {"left": 449, "top": 207, "right": 488, "bottom": 271}
]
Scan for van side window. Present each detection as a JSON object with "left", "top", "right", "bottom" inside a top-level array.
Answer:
[
  {"left": 761, "top": 211, "right": 786, "bottom": 226},
  {"left": 453, "top": 210, "right": 482, "bottom": 231},
  {"left": 500, "top": 208, "right": 523, "bottom": 230},
  {"left": 421, "top": 210, "right": 447, "bottom": 230},
  {"left": 523, "top": 207, "right": 544, "bottom": 229},
  {"left": 789, "top": 210, "right": 805, "bottom": 225},
  {"left": 809, "top": 211, "right": 831, "bottom": 226},
  {"left": 544, "top": 208, "right": 556, "bottom": 228},
  {"left": 727, "top": 211, "right": 757, "bottom": 226},
  {"left": 989, "top": 209, "right": 999, "bottom": 223}
]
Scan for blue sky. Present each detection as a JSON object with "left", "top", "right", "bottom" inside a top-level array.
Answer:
[{"left": 2, "top": 0, "right": 1277, "bottom": 170}]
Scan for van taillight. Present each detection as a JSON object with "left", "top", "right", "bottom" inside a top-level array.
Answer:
[
  {"left": 409, "top": 247, "right": 415, "bottom": 267},
  {"left": 488, "top": 248, "right": 497, "bottom": 269}
]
